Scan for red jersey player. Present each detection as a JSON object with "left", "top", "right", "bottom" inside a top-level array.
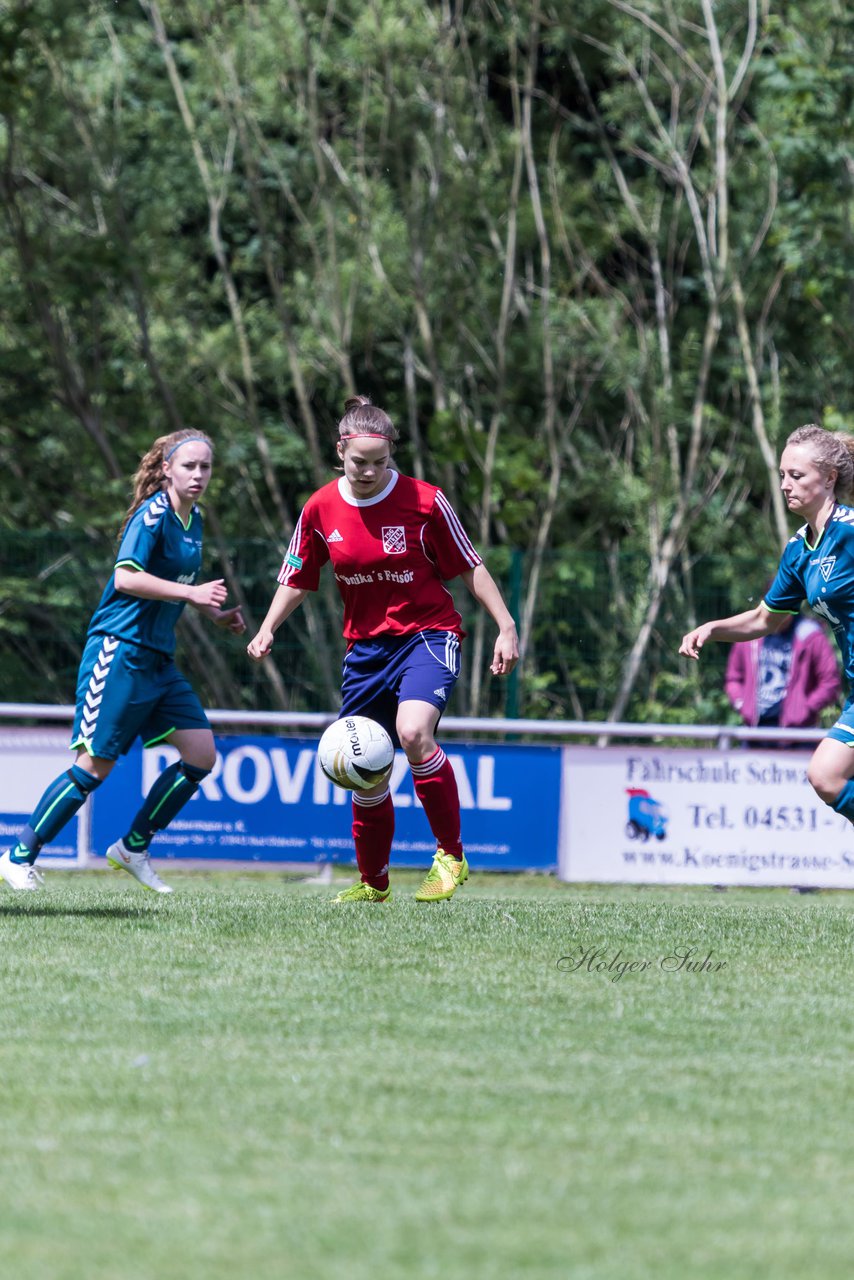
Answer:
[{"left": 247, "top": 394, "right": 519, "bottom": 903}]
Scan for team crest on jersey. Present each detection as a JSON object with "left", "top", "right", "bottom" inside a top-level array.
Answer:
[
  {"left": 382, "top": 526, "right": 406, "bottom": 555},
  {"left": 819, "top": 555, "right": 836, "bottom": 582}
]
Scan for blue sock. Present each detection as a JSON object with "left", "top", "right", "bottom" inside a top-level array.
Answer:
[
  {"left": 12, "top": 764, "right": 102, "bottom": 865},
  {"left": 832, "top": 780, "right": 854, "bottom": 823},
  {"left": 123, "top": 760, "right": 210, "bottom": 852}
]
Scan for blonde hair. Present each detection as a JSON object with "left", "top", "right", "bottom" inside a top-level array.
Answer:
[
  {"left": 337, "top": 394, "right": 398, "bottom": 447},
  {"left": 786, "top": 424, "right": 854, "bottom": 504},
  {"left": 120, "top": 429, "right": 213, "bottom": 534}
]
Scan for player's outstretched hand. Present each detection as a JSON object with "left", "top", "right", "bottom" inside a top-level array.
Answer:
[
  {"left": 490, "top": 625, "right": 520, "bottom": 676},
  {"left": 247, "top": 628, "right": 274, "bottom": 661},
  {"left": 213, "top": 606, "right": 246, "bottom": 635},
  {"left": 191, "top": 579, "right": 228, "bottom": 609},
  {"left": 679, "top": 624, "right": 713, "bottom": 660}
]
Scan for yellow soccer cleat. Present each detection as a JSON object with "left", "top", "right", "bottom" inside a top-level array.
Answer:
[
  {"left": 333, "top": 881, "right": 392, "bottom": 903},
  {"left": 414, "top": 849, "right": 469, "bottom": 902}
]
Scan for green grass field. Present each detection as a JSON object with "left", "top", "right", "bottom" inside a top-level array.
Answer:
[{"left": 0, "top": 869, "right": 851, "bottom": 1280}]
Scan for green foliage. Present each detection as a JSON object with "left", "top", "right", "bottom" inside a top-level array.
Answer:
[{"left": 0, "top": 0, "right": 850, "bottom": 720}]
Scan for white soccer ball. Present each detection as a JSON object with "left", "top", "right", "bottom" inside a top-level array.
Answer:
[{"left": 317, "top": 715, "right": 394, "bottom": 791}]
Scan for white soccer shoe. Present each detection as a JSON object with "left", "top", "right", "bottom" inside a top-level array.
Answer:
[
  {"left": 106, "top": 839, "right": 174, "bottom": 895},
  {"left": 0, "top": 848, "right": 45, "bottom": 892}
]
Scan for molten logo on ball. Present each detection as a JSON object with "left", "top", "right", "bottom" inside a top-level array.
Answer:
[{"left": 317, "top": 716, "right": 394, "bottom": 791}]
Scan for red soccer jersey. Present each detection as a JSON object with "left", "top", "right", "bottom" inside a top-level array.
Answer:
[{"left": 277, "top": 471, "right": 482, "bottom": 640}]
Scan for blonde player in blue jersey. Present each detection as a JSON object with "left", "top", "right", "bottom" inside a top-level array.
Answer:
[
  {"left": 680, "top": 423, "right": 854, "bottom": 823},
  {"left": 0, "top": 429, "right": 245, "bottom": 895}
]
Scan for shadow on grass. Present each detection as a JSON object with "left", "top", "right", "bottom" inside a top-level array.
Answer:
[{"left": 0, "top": 904, "right": 159, "bottom": 919}]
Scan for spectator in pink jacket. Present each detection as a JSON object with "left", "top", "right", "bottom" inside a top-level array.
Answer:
[{"left": 724, "top": 614, "right": 841, "bottom": 734}]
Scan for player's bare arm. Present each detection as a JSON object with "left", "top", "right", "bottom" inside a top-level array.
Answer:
[
  {"left": 247, "top": 585, "right": 307, "bottom": 660},
  {"left": 198, "top": 604, "right": 247, "bottom": 634},
  {"left": 114, "top": 566, "right": 228, "bottom": 609},
  {"left": 460, "top": 564, "right": 520, "bottom": 675},
  {"left": 679, "top": 602, "right": 792, "bottom": 660}
]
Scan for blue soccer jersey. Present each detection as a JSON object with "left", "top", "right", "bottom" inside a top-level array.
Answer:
[
  {"left": 86, "top": 492, "right": 204, "bottom": 655},
  {"left": 764, "top": 504, "right": 854, "bottom": 688}
]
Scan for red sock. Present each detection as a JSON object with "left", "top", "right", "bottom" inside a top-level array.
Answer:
[
  {"left": 351, "top": 789, "right": 394, "bottom": 889},
  {"left": 410, "top": 748, "right": 463, "bottom": 859}
]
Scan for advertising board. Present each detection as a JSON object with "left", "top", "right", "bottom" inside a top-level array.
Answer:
[
  {"left": 561, "top": 744, "right": 854, "bottom": 888},
  {"left": 0, "top": 730, "right": 83, "bottom": 865},
  {"left": 89, "top": 735, "right": 562, "bottom": 871}
]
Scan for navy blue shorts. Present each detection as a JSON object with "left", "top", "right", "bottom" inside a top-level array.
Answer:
[
  {"left": 70, "top": 633, "right": 209, "bottom": 761},
  {"left": 340, "top": 630, "right": 461, "bottom": 746},
  {"left": 827, "top": 699, "right": 854, "bottom": 746}
]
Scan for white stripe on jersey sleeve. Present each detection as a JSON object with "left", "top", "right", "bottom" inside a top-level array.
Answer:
[
  {"left": 434, "top": 491, "right": 481, "bottom": 567},
  {"left": 277, "top": 512, "right": 305, "bottom": 585}
]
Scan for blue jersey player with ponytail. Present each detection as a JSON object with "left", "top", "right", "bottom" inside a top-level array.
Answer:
[
  {"left": 0, "top": 430, "right": 245, "bottom": 895},
  {"left": 680, "top": 423, "right": 854, "bottom": 828}
]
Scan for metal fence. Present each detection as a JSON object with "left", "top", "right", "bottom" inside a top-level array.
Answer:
[{"left": 0, "top": 702, "right": 827, "bottom": 748}]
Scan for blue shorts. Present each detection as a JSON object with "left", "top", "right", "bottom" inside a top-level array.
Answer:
[
  {"left": 827, "top": 699, "right": 854, "bottom": 746},
  {"left": 70, "top": 633, "right": 209, "bottom": 761},
  {"left": 340, "top": 630, "right": 461, "bottom": 746}
]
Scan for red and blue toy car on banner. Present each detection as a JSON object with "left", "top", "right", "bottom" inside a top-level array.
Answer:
[{"left": 625, "top": 787, "right": 669, "bottom": 841}]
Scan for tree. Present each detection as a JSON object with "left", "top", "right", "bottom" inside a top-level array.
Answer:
[{"left": 0, "top": 0, "right": 851, "bottom": 721}]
